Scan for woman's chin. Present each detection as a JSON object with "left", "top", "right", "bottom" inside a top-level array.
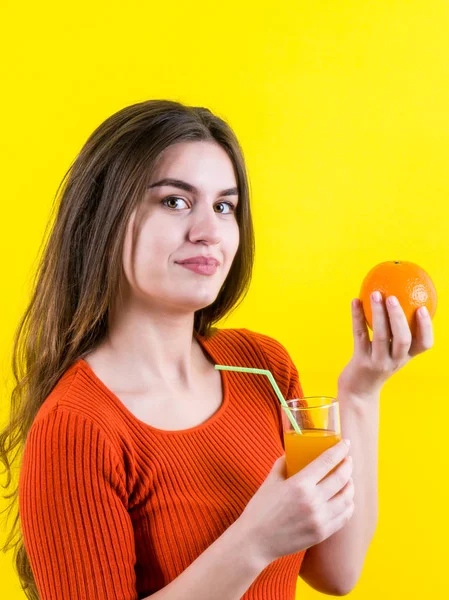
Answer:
[{"left": 178, "top": 290, "right": 220, "bottom": 312}]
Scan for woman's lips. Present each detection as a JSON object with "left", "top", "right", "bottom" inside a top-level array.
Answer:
[
  {"left": 176, "top": 262, "right": 218, "bottom": 276},
  {"left": 175, "top": 256, "right": 220, "bottom": 276}
]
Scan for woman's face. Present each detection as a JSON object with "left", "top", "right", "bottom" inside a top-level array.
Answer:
[{"left": 121, "top": 140, "right": 240, "bottom": 315}]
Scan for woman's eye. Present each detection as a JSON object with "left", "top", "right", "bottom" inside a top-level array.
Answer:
[
  {"left": 162, "top": 197, "right": 236, "bottom": 214},
  {"left": 162, "top": 197, "right": 188, "bottom": 210},
  {"left": 214, "top": 202, "right": 236, "bottom": 214}
]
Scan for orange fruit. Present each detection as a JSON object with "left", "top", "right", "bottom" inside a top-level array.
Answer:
[{"left": 359, "top": 261, "right": 437, "bottom": 337}]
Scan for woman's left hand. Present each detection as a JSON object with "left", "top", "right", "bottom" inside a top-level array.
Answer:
[{"left": 337, "top": 291, "right": 434, "bottom": 399}]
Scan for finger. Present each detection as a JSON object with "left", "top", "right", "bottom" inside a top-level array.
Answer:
[
  {"left": 371, "top": 291, "right": 392, "bottom": 362},
  {"left": 385, "top": 296, "right": 412, "bottom": 362},
  {"left": 328, "top": 494, "right": 355, "bottom": 534},
  {"left": 296, "top": 439, "right": 350, "bottom": 484},
  {"left": 327, "top": 477, "right": 354, "bottom": 518},
  {"left": 351, "top": 298, "right": 370, "bottom": 355},
  {"left": 317, "top": 456, "right": 352, "bottom": 502},
  {"left": 409, "top": 306, "right": 434, "bottom": 357}
]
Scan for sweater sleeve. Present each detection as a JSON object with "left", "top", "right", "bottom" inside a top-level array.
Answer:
[
  {"left": 240, "top": 328, "right": 305, "bottom": 401},
  {"left": 19, "top": 408, "right": 138, "bottom": 600},
  {"left": 239, "top": 329, "right": 313, "bottom": 432}
]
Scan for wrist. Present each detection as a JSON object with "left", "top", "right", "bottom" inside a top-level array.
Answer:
[
  {"left": 232, "top": 513, "right": 273, "bottom": 572},
  {"left": 337, "top": 388, "right": 381, "bottom": 414}
]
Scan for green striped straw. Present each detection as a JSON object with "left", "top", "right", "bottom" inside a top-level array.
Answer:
[{"left": 214, "top": 365, "right": 302, "bottom": 435}]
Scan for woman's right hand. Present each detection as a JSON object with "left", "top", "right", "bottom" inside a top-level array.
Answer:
[{"left": 238, "top": 439, "right": 354, "bottom": 565}]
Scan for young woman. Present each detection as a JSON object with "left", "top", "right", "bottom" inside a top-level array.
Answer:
[{"left": 0, "top": 100, "right": 433, "bottom": 600}]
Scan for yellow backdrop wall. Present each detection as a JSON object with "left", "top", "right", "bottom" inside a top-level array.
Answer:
[{"left": 1, "top": 1, "right": 448, "bottom": 598}]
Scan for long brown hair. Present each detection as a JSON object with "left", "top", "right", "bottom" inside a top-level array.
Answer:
[{"left": 0, "top": 99, "right": 255, "bottom": 599}]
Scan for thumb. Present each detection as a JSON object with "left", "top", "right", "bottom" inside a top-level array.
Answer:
[{"left": 265, "top": 455, "right": 287, "bottom": 483}]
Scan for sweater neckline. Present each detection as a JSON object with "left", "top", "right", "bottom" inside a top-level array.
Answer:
[{"left": 74, "top": 331, "right": 230, "bottom": 436}]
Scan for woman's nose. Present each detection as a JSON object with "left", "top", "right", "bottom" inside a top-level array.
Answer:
[{"left": 188, "top": 208, "right": 221, "bottom": 245}]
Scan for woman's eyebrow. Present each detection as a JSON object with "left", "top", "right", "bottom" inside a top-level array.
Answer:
[{"left": 147, "top": 178, "right": 238, "bottom": 197}]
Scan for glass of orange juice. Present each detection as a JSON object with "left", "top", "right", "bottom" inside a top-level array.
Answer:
[{"left": 281, "top": 397, "right": 341, "bottom": 478}]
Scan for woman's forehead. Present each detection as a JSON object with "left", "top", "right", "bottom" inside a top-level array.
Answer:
[{"left": 149, "top": 141, "right": 237, "bottom": 187}]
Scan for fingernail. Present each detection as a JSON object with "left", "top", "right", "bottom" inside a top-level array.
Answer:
[
  {"left": 372, "top": 291, "right": 382, "bottom": 303},
  {"left": 419, "top": 306, "right": 429, "bottom": 318},
  {"left": 344, "top": 439, "right": 351, "bottom": 447},
  {"left": 388, "top": 296, "right": 399, "bottom": 307}
]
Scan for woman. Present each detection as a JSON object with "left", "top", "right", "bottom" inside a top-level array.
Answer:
[{"left": 0, "top": 100, "right": 433, "bottom": 599}]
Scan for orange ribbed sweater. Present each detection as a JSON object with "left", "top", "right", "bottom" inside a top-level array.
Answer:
[{"left": 19, "top": 328, "right": 306, "bottom": 599}]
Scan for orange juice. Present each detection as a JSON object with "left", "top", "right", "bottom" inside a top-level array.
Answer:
[{"left": 283, "top": 429, "right": 342, "bottom": 478}]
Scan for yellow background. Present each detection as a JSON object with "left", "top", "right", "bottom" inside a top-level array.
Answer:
[{"left": 1, "top": 1, "right": 448, "bottom": 598}]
